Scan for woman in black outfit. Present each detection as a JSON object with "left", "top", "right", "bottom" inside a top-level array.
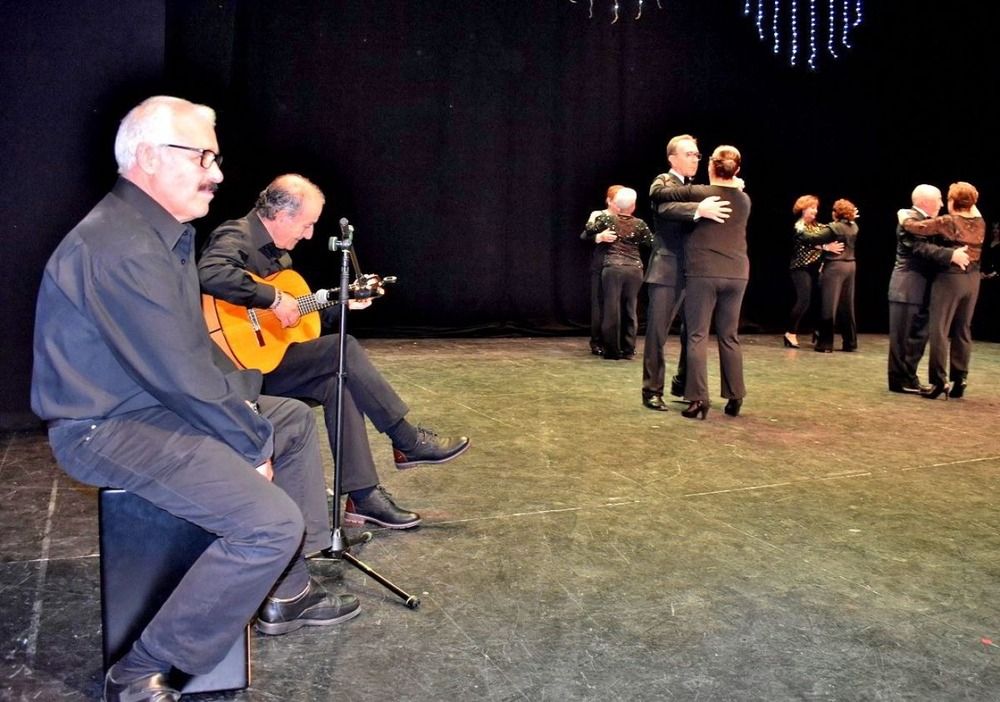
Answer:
[
  {"left": 651, "top": 145, "right": 751, "bottom": 419},
  {"left": 814, "top": 199, "right": 859, "bottom": 353}
]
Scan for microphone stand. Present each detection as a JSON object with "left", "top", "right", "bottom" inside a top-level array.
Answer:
[{"left": 326, "top": 220, "right": 420, "bottom": 609}]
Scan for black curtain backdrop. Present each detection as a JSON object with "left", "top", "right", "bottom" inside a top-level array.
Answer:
[{"left": 3, "top": 0, "right": 998, "bottom": 426}]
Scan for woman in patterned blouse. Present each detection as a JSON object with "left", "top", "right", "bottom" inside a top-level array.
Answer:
[{"left": 784, "top": 195, "right": 843, "bottom": 348}]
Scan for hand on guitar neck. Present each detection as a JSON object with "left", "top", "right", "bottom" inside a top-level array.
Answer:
[{"left": 273, "top": 282, "right": 374, "bottom": 328}]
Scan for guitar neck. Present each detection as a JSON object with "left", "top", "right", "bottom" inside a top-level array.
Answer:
[{"left": 295, "top": 292, "right": 338, "bottom": 316}]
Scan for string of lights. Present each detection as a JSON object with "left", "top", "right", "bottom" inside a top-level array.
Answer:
[
  {"left": 569, "top": 0, "right": 662, "bottom": 24},
  {"left": 569, "top": 1, "right": 863, "bottom": 70},
  {"left": 743, "top": 0, "right": 863, "bottom": 69}
]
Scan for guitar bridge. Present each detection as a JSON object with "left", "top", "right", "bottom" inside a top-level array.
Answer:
[{"left": 247, "top": 309, "right": 266, "bottom": 347}]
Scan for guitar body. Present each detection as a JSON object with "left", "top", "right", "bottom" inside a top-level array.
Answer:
[{"left": 202, "top": 269, "right": 322, "bottom": 373}]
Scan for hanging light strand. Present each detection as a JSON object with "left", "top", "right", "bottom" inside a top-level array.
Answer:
[
  {"left": 569, "top": 0, "right": 661, "bottom": 23},
  {"left": 741, "top": 0, "right": 863, "bottom": 70}
]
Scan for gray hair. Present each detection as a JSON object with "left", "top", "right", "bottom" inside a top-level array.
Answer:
[
  {"left": 613, "top": 187, "right": 637, "bottom": 209},
  {"left": 255, "top": 174, "right": 325, "bottom": 220},
  {"left": 114, "top": 96, "right": 216, "bottom": 174}
]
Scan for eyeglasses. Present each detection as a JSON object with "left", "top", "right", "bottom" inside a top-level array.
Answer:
[
  {"left": 161, "top": 144, "right": 223, "bottom": 169},
  {"left": 683, "top": 151, "right": 702, "bottom": 160}
]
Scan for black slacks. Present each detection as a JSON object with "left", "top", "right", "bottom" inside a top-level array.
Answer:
[
  {"left": 642, "top": 283, "right": 687, "bottom": 397},
  {"left": 683, "top": 276, "right": 747, "bottom": 403},
  {"left": 264, "top": 334, "right": 409, "bottom": 493},
  {"left": 927, "top": 270, "right": 981, "bottom": 387},
  {"left": 600, "top": 264, "right": 643, "bottom": 358},
  {"left": 49, "top": 396, "right": 327, "bottom": 675}
]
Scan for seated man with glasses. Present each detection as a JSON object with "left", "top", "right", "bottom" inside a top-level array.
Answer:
[
  {"left": 160, "top": 143, "right": 224, "bottom": 169},
  {"left": 33, "top": 95, "right": 361, "bottom": 702}
]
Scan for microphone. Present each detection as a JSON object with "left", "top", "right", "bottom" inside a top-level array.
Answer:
[
  {"left": 314, "top": 289, "right": 333, "bottom": 306},
  {"left": 339, "top": 217, "right": 353, "bottom": 239}
]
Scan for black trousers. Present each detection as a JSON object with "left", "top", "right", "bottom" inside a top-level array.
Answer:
[
  {"left": 887, "top": 300, "right": 930, "bottom": 388},
  {"left": 927, "top": 270, "right": 981, "bottom": 388},
  {"left": 816, "top": 260, "right": 856, "bottom": 351},
  {"left": 788, "top": 264, "right": 820, "bottom": 334},
  {"left": 49, "top": 396, "right": 327, "bottom": 674},
  {"left": 589, "top": 264, "right": 603, "bottom": 351},
  {"left": 265, "top": 334, "right": 410, "bottom": 493},
  {"left": 683, "top": 276, "right": 747, "bottom": 403},
  {"left": 600, "top": 264, "right": 643, "bottom": 358},
  {"left": 642, "top": 283, "right": 687, "bottom": 397}
]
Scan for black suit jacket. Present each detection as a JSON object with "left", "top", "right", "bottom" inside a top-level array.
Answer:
[
  {"left": 887, "top": 210, "right": 954, "bottom": 305},
  {"left": 644, "top": 172, "right": 700, "bottom": 287}
]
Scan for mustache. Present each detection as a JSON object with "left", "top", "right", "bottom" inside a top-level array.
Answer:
[{"left": 199, "top": 182, "right": 219, "bottom": 194}]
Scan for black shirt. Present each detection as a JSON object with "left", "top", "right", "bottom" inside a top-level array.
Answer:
[{"left": 31, "top": 177, "right": 273, "bottom": 466}]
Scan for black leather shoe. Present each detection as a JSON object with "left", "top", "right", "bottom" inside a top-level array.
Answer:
[
  {"left": 889, "top": 380, "right": 929, "bottom": 394},
  {"left": 256, "top": 578, "right": 361, "bottom": 635},
  {"left": 669, "top": 377, "right": 685, "bottom": 398},
  {"left": 643, "top": 395, "right": 670, "bottom": 412},
  {"left": 344, "top": 485, "right": 421, "bottom": 529},
  {"left": 724, "top": 398, "right": 743, "bottom": 417},
  {"left": 949, "top": 382, "right": 967, "bottom": 398},
  {"left": 393, "top": 427, "right": 470, "bottom": 469},
  {"left": 104, "top": 670, "right": 180, "bottom": 702}
]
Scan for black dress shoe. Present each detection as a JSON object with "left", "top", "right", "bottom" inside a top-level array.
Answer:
[
  {"left": 888, "top": 381, "right": 929, "bottom": 394},
  {"left": 104, "top": 670, "right": 180, "bottom": 702},
  {"left": 643, "top": 395, "right": 670, "bottom": 412},
  {"left": 256, "top": 578, "right": 361, "bottom": 635},
  {"left": 344, "top": 485, "right": 421, "bottom": 529},
  {"left": 393, "top": 427, "right": 470, "bottom": 469},
  {"left": 724, "top": 398, "right": 743, "bottom": 417},
  {"left": 949, "top": 382, "right": 967, "bottom": 398}
]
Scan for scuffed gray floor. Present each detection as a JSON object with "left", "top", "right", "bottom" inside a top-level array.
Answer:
[{"left": 4, "top": 335, "right": 1000, "bottom": 701}]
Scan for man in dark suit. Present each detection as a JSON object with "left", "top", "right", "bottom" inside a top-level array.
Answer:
[
  {"left": 641, "top": 134, "right": 731, "bottom": 411},
  {"left": 887, "top": 184, "right": 969, "bottom": 393}
]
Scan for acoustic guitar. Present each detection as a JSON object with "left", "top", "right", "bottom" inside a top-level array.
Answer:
[{"left": 202, "top": 269, "right": 333, "bottom": 373}]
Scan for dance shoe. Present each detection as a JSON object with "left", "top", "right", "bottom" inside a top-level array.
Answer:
[
  {"left": 103, "top": 670, "right": 179, "bottom": 702},
  {"left": 920, "top": 384, "right": 950, "bottom": 400},
  {"left": 681, "top": 400, "right": 710, "bottom": 420},
  {"left": 393, "top": 427, "right": 470, "bottom": 469},
  {"left": 888, "top": 379, "right": 929, "bottom": 394},
  {"left": 642, "top": 395, "right": 670, "bottom": 412},
  {"left": 344, "top": 485, "right": 421, "bottom": 529},
  {"left": 256, "top": 578, "right": 361, "bottom": 635}
]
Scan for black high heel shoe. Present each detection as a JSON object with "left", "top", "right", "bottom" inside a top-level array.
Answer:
[
  {"left": 783, "top": 333, "right": 800, "bottom": 348},
  {"left": 724, "top": 398, "right": 743, "bottom": 417},
  {"left": 681, "top": 400, "right": 710, "bottom": 420},
  {"left": 920, "top": 384, "right": 950, "bottom": 400}
]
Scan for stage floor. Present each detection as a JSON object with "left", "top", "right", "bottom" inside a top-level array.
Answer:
[{"left": 4, "top": 335, "right": 1000, "bottom": 701}]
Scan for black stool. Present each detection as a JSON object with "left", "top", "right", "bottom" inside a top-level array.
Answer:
[{"left": 98, "top": 488, "right": 251, "bottom": 694}]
